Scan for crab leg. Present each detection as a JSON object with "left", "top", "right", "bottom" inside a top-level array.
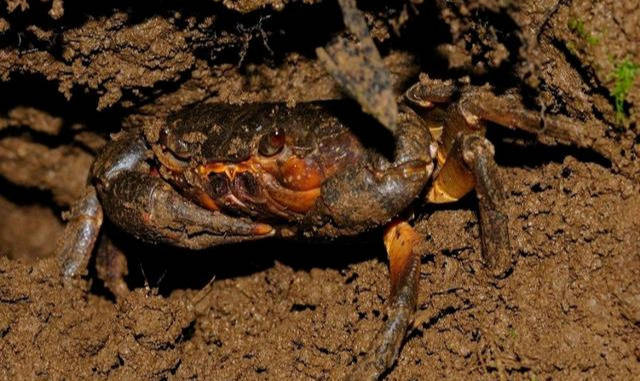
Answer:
[
  {"left": 404, "top": 75, "right": 457, "bottom": 108},
  {"left": 461, "top": 91, "right": 608, "bottom": 156},
  {"left": 95, "top": 234, "right": 129, "bottom": 299},
  {"left": 407, "top": 82, "right": 539, "bottom": 276},
  {"left": 425, "top": 131, "right": 512, "bottom": 276},
  {"left": 408, "top": 77, "right": 607, "bottom": 157},
  {"left": 459, "top": 135, "right": 511, "bottom": 276},
  {"left": 347, "top": 220, "right": 421, "bottom": 381},
  {"left": 56, "top": 186, "right": 103, "bottom": 277}
]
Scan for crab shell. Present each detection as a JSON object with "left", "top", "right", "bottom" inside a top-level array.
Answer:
[{"left": 148, "top": 102, "right": 366, "bottom": 221}]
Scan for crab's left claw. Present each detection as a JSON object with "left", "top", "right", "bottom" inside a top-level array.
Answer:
[{"left": 316, "top": 0, "right": 398, "bottom": 133}]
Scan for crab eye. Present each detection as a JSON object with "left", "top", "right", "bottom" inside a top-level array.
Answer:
[
  {"left": 258, "top": 128, "right": 285, "bottom": 157},
  {"left": 159, "top": 128, "right": 191, "bottom": 159}
]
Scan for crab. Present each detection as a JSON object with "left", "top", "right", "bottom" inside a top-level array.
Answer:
[{"left": 55, "top": 1, "right": 607, "bottom": 380}]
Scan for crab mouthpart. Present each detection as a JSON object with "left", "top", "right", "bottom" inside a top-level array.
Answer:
[{"left": 197, "top": 155, "right": 326, "bottom": 217}]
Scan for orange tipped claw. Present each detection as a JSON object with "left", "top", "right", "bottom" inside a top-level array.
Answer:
[{"left": 252, "top": 223, "right": 274, "bottom": 236}]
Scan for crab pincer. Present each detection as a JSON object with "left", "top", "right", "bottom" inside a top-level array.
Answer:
[{"left": 57, "top": 129, "right": 275, "bottom": 280}]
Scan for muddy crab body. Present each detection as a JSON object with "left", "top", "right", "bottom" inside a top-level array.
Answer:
[{"left": 78, "top": 101, "right": 435, "bottom": 258}]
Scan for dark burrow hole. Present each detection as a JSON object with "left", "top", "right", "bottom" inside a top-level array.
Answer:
[{"left": 0, "top": 74, "right": 125, "bottom": 138}]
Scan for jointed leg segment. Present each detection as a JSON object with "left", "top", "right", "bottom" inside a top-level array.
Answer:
[
  {"left": 426, "top": 132, "right": 512, "bottom": 276},
  {"left": 347, "top": 221, "right": 421, "bottom": 381},
  {"left": 57, "top": 187, "right": 103, "bottom": 278},
  {"left": 460, "top": 135, "right": 512, "bottom": 276},
  {"left": 460, "top": 90, "right": 605, "bottom": 153},
  {"left": 95, "top": 235, "right": 130, "bottom": 299}
]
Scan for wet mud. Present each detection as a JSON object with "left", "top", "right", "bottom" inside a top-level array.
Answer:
[{"left": 1, "top": 0, "right": 639, "bottom": 380}]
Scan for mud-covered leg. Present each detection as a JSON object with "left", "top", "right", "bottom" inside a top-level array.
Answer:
[
  {"left": 462, "top": 91, "right": 609, "bottom": 157},
  {"left": 408, "top": 82, "right": 513, "bottom": 275},
  {"left": 56, "top": 186, "right": 103, "bottom": 278},
  {"left": 347, "top": 221, "right": 421, "bottom": 381},
  {"left": 95, "top": 234, "right": 129, "bottom": 299},
  {"left": 461, "top": 135, "right": 511, "bottom": 276},
  {"left": 427, "top": 132, "right": 512, "bottom": 276}
]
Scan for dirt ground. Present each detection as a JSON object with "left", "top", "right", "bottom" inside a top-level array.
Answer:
[{"left": 1, "top": 0, "right": 639, "bottom": 380}]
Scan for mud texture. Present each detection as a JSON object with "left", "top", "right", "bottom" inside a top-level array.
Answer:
[{"left": 1, "top": 0, "right": 639, "bottom": 380}]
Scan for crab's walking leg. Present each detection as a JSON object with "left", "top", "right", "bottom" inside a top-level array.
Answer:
[
  {"left": 460, "top": 135, "right": 511, "bottom": 276},
  {"left": 404, "top": 75, "right": 457, "bottom": 108},
  {"left": 407, "top": 79, "right": 514, "bottom": 276},
  {"left": 426, "top": 132, "right": 512, "bottom": 276},
  {"left": 56, "top": 186, "right": 103, "bottom": 277},
  {"left": 347, "top": 221, "right": 421, "bottom": 381},
  {"left": 462, "top": 91, "right": 608, "bottom": 156},
  {"left": 95, "top": 235, "right": 129, "bottom": 299}
]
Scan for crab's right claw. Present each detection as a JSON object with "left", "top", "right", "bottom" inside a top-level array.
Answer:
[{"left": 316, "top": 0, "right": 398, "bottom": 133}]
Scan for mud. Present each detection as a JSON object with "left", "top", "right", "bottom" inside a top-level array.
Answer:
[{"left": 1, "top": 0, "right": 639, "bottom": 380}]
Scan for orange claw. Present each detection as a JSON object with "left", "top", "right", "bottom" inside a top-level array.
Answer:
[{"left": 252, "top": 223, "right": 274, "bottom": 236}]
